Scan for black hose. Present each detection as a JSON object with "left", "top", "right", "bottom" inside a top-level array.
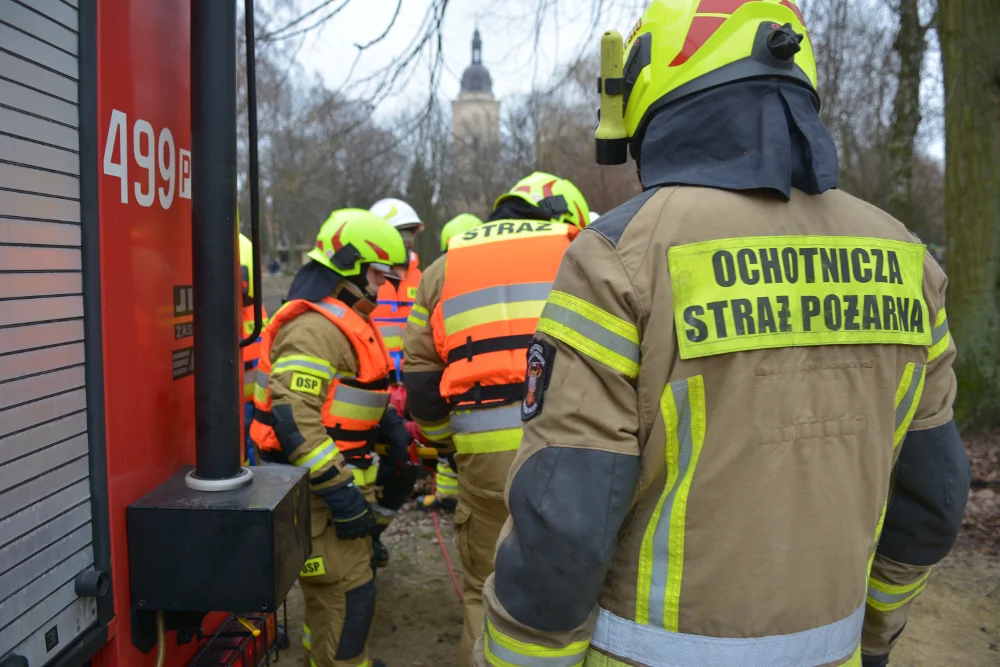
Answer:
[{"left": 240, "top": 0, "right": 263, "bottom": 349}]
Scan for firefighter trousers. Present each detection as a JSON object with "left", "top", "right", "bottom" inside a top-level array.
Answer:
[
  {"left": 300, "top": 502, "right": 376, "bottom": 667},
  {"left": 456, "top": 487, "right": 509, "bottom": 667}
]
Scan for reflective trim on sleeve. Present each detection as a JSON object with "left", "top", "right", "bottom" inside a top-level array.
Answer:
[
  {"left": 927, "top": 309, "right": 949, "bottom": 363},
  {"left": 537, "top": 290, "right": 640, "bottom": 379},
  {"left": 272, "top": 355, "right": 334, "bottom": 380},
  {"left": 416, "top": 417, "right": 452, "bottom": 443},
  {"left": 591, "top": 604, "right": 864, "bottom": 667},
  {"left": 893, "top": 362, "right": 926, "bottom": 447},
  {"left": 866, "top": 570, "right": 931, "bottom": 612},
  {"left": 292, "top": 437, "right": 341, "bottom": 475},
  {"left": 635, "top": 375, "right": 705, "bottom": 629},
  {"left": 302, "top": 624, "right": 311, "bottom": 650},
  {"left": 484, "top": 618, "right": 588, "bottom": 667},
  {"left": 408, "top": 305, "right": 430, "bottom": 328}
]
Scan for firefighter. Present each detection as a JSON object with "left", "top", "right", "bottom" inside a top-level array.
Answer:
[
  {"left": 369, "top": 198, "right": 425, "bottom": 383},
  {"left": 250, "top": 209, "right": 414, "bottom": 667},
  {"left": 413, "top": 213, "right": 484, "bottom": 512},
  {"left": 476, "top": 3, "right": 970, "bottom": 667},
  {"left": 402, "top": 173, "right": 590, "bottom": 667},
  {"left": 239, "top": 232, "right": 269, "bottom": 464}
]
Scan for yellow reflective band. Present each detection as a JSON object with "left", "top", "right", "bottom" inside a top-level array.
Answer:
[
  {"left": 292, "top": 438, "right": 340, "bottom": 475},
  {"left": 382, "top": 335, "right": 403, "bottom": 350},
  {"left": 444, "top": 300, "right": 546, "bottom": 337},
  {"left": 636, "top": 375, "right": 706, "bottom": 630},
  {"left": 483, "top": 618, "right": 588, "bottom": 667},
  {"left": 303, "top": 624, "right": 311, "bottom": 650},
  {"left": 272, "top": 354, "right": 333, "bottom": 380},
  {"left": 244, "top": 382, "right": 255, "bottom": 401},
  {"left": 867, "top": 570, "right": 931, "bottom": 612},
  {"left": 412, "top": 304, "right": 429, "bottom": 316},
  {"left": 352, "top": 465, "right": 379, "bottom": 487},
  {"left": 893, "top": 362, "right": 926, "bottom": 448},
  {"left": 538, "top": 290, "right": 640, "bottom": 379},
  {"left": 290, "top": 372, "right": 324, "bottom": 396},
  {"left": 254, "top": 383, "right": 268, "bottom": 403},
  {"left": 927, "top": 308, "right": 949, "bottom": 363},
  {"left": 668, "top": 236, "right": 931, "bottom": 359},
  {"left": 453, "top": 428, "right": 522, "bottom": 455},
  {"left": 415, "top": 417, "right": 452, "bottom": 442},
  {"left": 407, "top": 308, "right": 429, "bottom": 327},
  {"left": 300, "top": 556, "right": 326, "bottom": 578},
  {"left": 449, "top": 220, "right": 569, "bottom": 249}
]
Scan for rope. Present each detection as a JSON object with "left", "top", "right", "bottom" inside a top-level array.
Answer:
[{"left": 431, "top": 471, "right": 464, "bottom": 602}]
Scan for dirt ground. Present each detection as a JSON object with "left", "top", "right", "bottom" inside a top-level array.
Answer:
[{"left": 262, "top": 276, "right": 1000, "bottom": 666}]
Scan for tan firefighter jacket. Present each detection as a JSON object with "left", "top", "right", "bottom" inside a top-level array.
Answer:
[{"left": 475, "top": 185, "right": 961, "bottom": 667}]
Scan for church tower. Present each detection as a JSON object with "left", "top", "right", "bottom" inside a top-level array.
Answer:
[{"left": 451, "top": 29, "right": 501, "bottom": 216}]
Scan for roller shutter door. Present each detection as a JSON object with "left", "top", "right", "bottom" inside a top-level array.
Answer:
[{"left": 0, "top": 0, "right": 100, "bottom": 665}]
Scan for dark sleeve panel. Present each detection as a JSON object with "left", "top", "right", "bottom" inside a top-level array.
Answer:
[
  {"left": 494, "top": 446, "right": 640, "bottom": 633},
  {"left": 878, "top": 420, "right": 971, "bottom": 566}
]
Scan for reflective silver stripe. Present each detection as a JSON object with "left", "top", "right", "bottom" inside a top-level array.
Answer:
[
  {"left": 647, "top": 379, "right": 694, "bottom": 627},
  {"left": 334, "top": 384, "right": 389, "bottom": 408},
  {"left": 484, "top": 622, "right": 587, "bottom": 667},
  {"left": 293, "top": 438, "right": 339, "bottom": 472},
  {"left": 379, "top": 325, "right": 403, "bottom": 338},
  {"left": 272, "top": 358, "right": 332, "bottom": 377},
  {"left": 451, "top": 405, "right": 522, "bottom": 434},
  {"left": 867, "top": 584, "right": 917, "bottom": 607},
  {"left": 894, "top": 363, "right": 925, "bottom": 431},
  {"left": 317, "top": 301, "right": 346, "bottom": 319},
  {"left": 409, "top": 310, "right": 429, "bottom": 323},
  {"left": 256, "top": 370, "right": 269, "bottom": 388},
  {"left": 243, "top": 369, "right": 256, "bottom": 385},
  {"left": 591, "top": 604, "right": 864, "bottom": 667},
  {"left": 442, "top": 282, "right": 552, "bottom": 318},
  {"left": 540, "top": 302, "right": 640, "bottom": 365},
  {"left": 931, "top": 318, "right": 949, "bottom": 345}
]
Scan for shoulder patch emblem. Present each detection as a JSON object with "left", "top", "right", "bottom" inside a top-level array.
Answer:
[
  {"left": 522, "top": 340, "right": 555, "bottom": 421},
  {"left": 290, "top": 372, "right": 323, "bottom": 396}
]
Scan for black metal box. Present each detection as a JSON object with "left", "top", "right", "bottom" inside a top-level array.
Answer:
[{"left": 127, "top": 465, "right": 310, "bottom": 613}]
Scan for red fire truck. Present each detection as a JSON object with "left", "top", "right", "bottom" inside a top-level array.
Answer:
[{"left": 1, "top": 2, "right": 309, "bottom": 666}]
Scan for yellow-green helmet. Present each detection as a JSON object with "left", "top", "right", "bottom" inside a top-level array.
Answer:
[
  {"left": 440, "top": 214, "right": 483, "bottom": 252},
  {"left": 239, "top": 233, "right": 255, "bottom": 299},
  {"left": 598, "top": 0, "right": 816, "bottom": 163},
  {"left": 494, "top": 172, "right": 591, "bottom": 229},
  {"left": 307, "top": 208, "right": 408, "bottom": 278}
]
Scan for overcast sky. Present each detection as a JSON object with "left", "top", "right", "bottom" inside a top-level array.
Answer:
[
  {"left": 277, "top": 0, "right": 643, "bottom": 118},
  {"left": 273, "top": 0, "right": 943, "bottom": 157}
]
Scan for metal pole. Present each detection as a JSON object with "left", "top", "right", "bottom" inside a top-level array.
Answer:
[{"left": 190, "top": 0, "right": 242, "bottom": 482}]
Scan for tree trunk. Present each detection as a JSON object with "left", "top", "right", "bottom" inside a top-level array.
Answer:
[
  {"left": 885, "top": 0, "right": 926, "bottom": 220},
  {"left": 939, "top": 0, "right": 1000, "bottom": 428}
]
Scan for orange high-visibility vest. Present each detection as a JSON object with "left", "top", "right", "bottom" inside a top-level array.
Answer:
[
  {"left": 241, "top": 303, "right": 270, "bottom": 402},
  {"left": 373, "top": 251, "right": 422, "bottom": 381},
  {"left": 250, "top": 297, "right": 392, "bottom": 465},
  {"left": 432, "top": 220, "right": 578, "bottom": 406}
]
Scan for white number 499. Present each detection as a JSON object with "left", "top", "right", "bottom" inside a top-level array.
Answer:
[{"left": 103, "top": 109, "right": 192, "bottom": 209}]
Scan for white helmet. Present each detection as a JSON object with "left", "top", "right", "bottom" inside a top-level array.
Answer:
[
  {"left": 589, "top": 211, "right": 601, "bottom": 223},
  {"left": 370, "top": 198, "right": 424, "bottom": 231}
]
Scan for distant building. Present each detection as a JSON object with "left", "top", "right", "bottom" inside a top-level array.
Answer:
[{"left": 451, "top": 29, "right": 501, "bottom": 217}]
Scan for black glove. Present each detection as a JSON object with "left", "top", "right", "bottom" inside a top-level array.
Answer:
[
  {"left": 377, "top": 406, "right": 412, "bottom": 467},
  {"left": 316, "top": 483, "right": 376, "bottom": 540},
  {"left": 377, "top": 460, "right": 426, "bottom": 511},
  {"left": 862, "top": 654, "right": 889, "bottom": 667}
]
